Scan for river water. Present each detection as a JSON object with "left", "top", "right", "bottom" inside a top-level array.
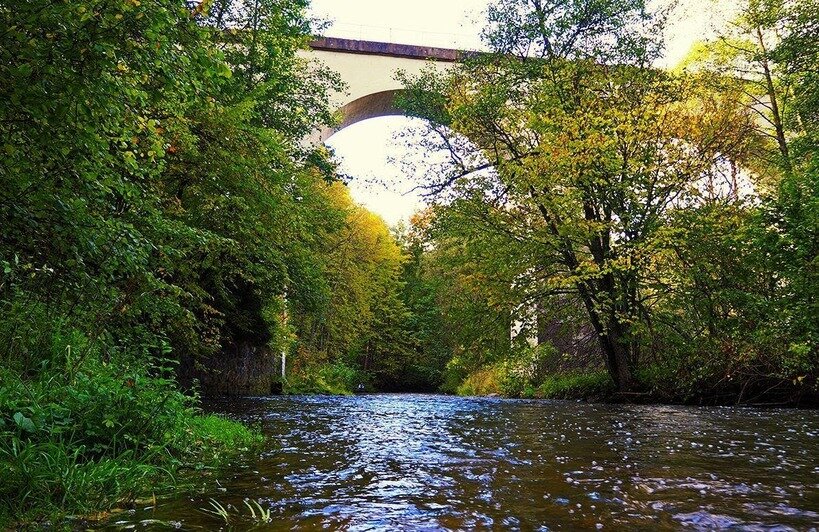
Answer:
[{"left": 106, "top": 394, "right": 818, "bottom": 530}]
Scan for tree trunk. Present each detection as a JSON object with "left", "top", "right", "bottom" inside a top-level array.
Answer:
[
  {"left": 599, "top": 319, "right": 636, "bottom": 393},
  {"left": 756, "top": 26, "right": 791, "bottom": 173},
  {"left": 575, "top": 284, "right": 637, "bottom": 392},
  {"left": 530, "top": 193, "right": 638, "bottom": 392}
]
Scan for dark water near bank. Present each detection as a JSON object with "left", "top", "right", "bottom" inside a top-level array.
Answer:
[{"left": 106, "top": 395, "right": 818, "bottom": 530}]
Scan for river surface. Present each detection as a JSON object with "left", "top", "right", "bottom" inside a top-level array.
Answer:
[{"left": 105, "top": 394, "right": 818, "bottom": 530}]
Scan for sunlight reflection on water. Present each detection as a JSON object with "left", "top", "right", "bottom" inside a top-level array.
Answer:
[{"left": 104, "top": 394, "right": 819, "bottom": 531}]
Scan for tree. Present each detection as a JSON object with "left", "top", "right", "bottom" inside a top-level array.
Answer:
[
  {"left": 679, "top": 0, "right": 798, "bottom": 175},
  {"left": 399, "top": 0, "right": 757, "bottom": 392},
  {"left": 0, "top": 0, "right": 346, "bottom": 391},
  {"left": 198, "top": 0, "right": 342, "bottom": 141},
  {"left": 290, "top": 182, "right": 411, "bottom": 379},
  {"left": 0, "top": 0, "right": 231, "bottom": 369},
  {"left": 636, "top": 0, "right": 819, "bottom": 402},
  {"left": 764, "top": 0, "right": 819, "bottom": 387},
  {"left": 410, "top": 208, "right": 517, "bottom": 386}
]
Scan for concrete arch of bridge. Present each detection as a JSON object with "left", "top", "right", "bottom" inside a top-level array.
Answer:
[
  {"left": 320, "top": 89, "right": 408, "bottom": 142},
  {"left": 305, "top": 38, "right": 457, "bottom": 143}
]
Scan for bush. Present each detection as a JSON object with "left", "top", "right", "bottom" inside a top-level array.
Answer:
[
  {"left": 635, "top": 363, "right": 684, "bottom": 401},
  {"left": 439, "top": 356, "right": 470, "bottom": 394},
  {"left": 456, "top": 365, "right": 506, "bottom": 396},
  {"left": 283, "top": 361, "right": 367, "bottom": 395},
  {"left": 535, "top": 372, "right": 614, "bottom": 400},
  {"left": 498, "top": 343, "right": 561, "bottom": 397},
  {"left": 453, "top": 344, "right": 612, "bottom": 400},
  {"left": 0, "top": 356, "right": 261, "bottom": 526}
]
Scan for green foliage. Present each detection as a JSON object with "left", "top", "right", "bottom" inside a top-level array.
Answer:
[
  {"left": 0, "top": 0, "right": 366, "bottom": 524},
  {"left": 535, "top": 372, "right": 614, "bottom": 400},
  {"left": 398, "top": 0, "right": 818, "bottom": 404},
  {"left": 200, "top": 0, "right": 342, "bottom": 139},
  {"left": 440, "top": 356, "right": 471, "bottom": 394},
  {"left": 496, "top": 344, "right": 560, "bottom": 397},
  {"left": 402, "top": 0, "right": 757, "bottom": 392},
  {"left": 401, "top": 211, "right": 516, "bottom": 386},
  {"left": 482, "top": 0, "right": 663, "bottom": 62},
  {"left": 454, "top": 361, "right": 614, "bottom": 401},
  {"left": 284, "top": 361, "right": 366, "bottom": 396},
  {"left": 638, "top": 0, "right": 819, "bottom": 403},
  {"left": 456, "top": 365, "right": 506, "bottom": 397},
  {"left": 0, "top": 0, "right": 345, "bottom": 391},
  {"left": 452, "top": 345, "right": 614, "bottom": 400},
  {"left": 285, "top": 184, "right": 450, "bottom": 394},
  {"left": 185, "top": 414, "right": 262, "bottom": 462},
  {"left": 0, "top": 352, "right": 260, "bottom": 526}
]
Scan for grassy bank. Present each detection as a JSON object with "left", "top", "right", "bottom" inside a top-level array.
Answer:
[
  {"left": 0, "top": 360, "right": 262, "bottom": 528},
  {"left": 455, "top": 363, "right": 614, "bottom": 401},
  {"left": 454, "top": 363, "right": 817, "bottom": 406}
]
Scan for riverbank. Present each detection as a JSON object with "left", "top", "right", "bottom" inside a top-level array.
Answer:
[
  {"left": 271, "top": 359, "right": 818, "bottom": 407},
  {"left": 454, "top": 366, "right": 819, "bottom": 407},
  {"left": 282, "top": 361, "right": 371, "bottom": 396},
  {"left": 0, "top": 363, "right": 262, "bottom": 528}
]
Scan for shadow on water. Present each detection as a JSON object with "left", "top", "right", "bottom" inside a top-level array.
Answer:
[{"left": 102, "top": 394, "right": 819, "bottom": 530}]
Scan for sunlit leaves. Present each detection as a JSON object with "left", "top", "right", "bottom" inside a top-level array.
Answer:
[{"left": 398, "top": 0, "right": 770, "bottom": 391}]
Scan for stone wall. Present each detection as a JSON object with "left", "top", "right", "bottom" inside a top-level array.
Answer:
[{"left": 179, "top": 342, "right": 281, "bottom": 396}]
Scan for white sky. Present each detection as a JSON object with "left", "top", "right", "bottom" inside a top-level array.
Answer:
[{"left": 310, "top": 0, "right": 740, "bottom": 226}]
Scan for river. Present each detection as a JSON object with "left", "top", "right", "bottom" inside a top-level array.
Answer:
[{"left": 105, "top": 394, "right": 818, "bottom": 530}]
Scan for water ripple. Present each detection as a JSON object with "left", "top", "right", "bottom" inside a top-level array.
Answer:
[{"left": 103, "top": 394, "right": 819, "bottom": 530}]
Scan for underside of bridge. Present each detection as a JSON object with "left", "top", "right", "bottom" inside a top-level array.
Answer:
[
  {"left": 306, "top": 37, "right": 459, "bottom": 142},
  {"left": 318, "top": 89, "right": 405, "bottom": 142}
]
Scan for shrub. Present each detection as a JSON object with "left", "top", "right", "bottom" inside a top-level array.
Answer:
[
  {"left": 439, "top": 356, "right": 470, "bottom": 394},
  {"left": 283, "top": 361, "right": 367, "bottom": 395},
  {"left": 535, "top": 372, "right": 614, "bottom": 400},
  {"left": 456, "top": 365, "right": 506, "bottom": 396},
  {"left": 0, "top": 356, "right": 261, "bottom": 526}
]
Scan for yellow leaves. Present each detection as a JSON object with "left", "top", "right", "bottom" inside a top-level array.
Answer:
[
  {"left": 409, "top": 209, "right": 435, "bottom": 232},
  {"left": 317, "top": 181, "right": 406, "bottom": 355}
]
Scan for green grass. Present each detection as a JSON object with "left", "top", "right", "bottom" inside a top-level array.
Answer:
[
  {"left": 0, "top": 362, "right": 262, "bottom": 528},
  {"left": 534, "top": 371, "right": 615, "bottom": 400}
]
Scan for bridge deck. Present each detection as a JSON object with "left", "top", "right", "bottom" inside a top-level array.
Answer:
[{"left": 309, "top": 37, "right": 460, "bottom": 62}]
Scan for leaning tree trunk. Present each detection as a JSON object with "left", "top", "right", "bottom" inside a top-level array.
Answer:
[{"left": 531, "top": 193, "right": 638, "bottom": 392}]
